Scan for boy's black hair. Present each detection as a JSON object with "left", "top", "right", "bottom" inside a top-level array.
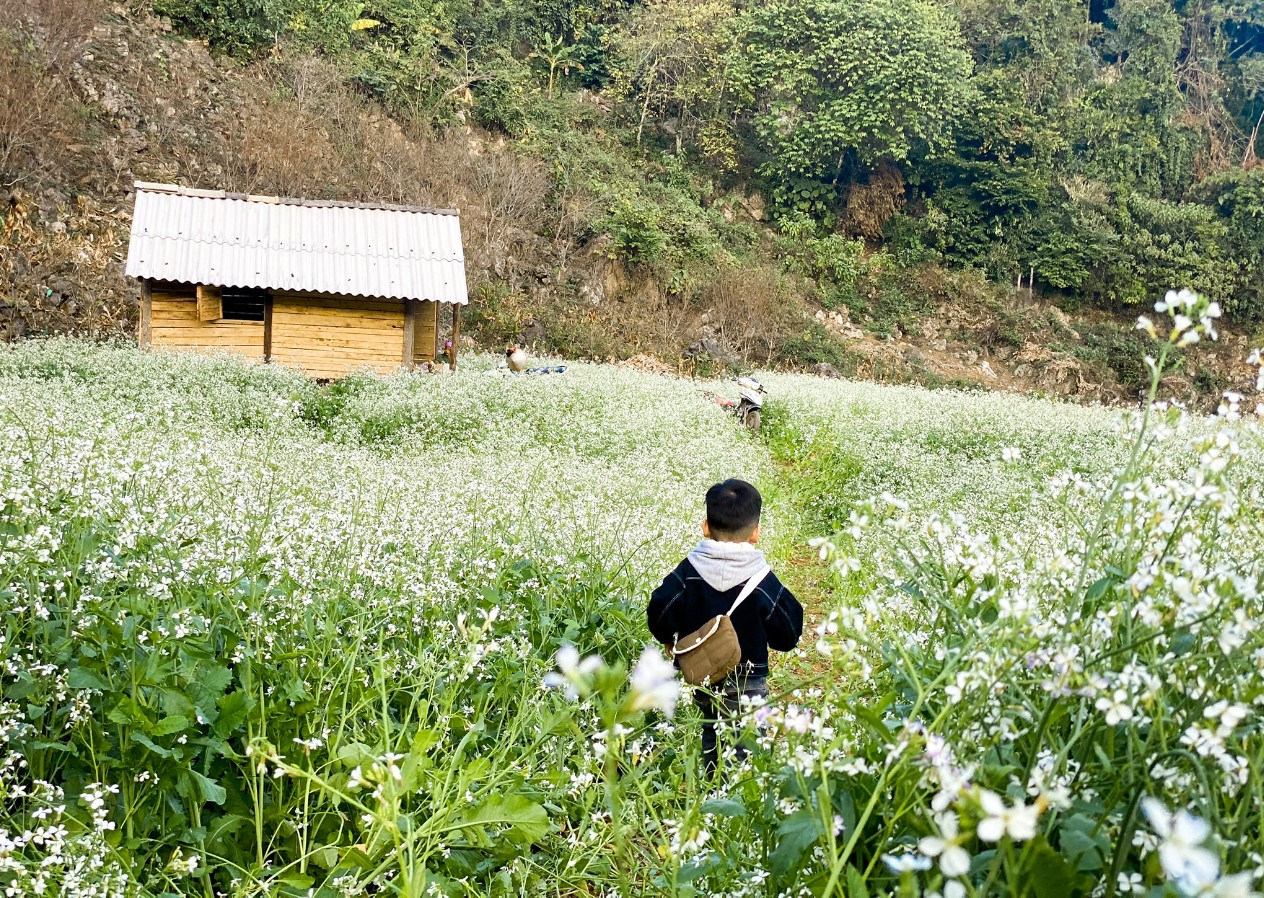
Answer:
[{"left": 706, "top": 479, "right": 762, "bottom": 539}]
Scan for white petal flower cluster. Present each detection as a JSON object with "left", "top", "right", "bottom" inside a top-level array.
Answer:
[
  {"left": 626, "top": 646, "right": 680, "bottom": 717},
  {"left": 974, "top": 790, "right": 1040, "bottom": 843},
  {"left": 1141, "top": 799, "right": 1260, "bottom": 897},
  {"left": 543, "top": 644, "right": 604, "bottom": 701},
  {"left": 2, "top": 334, "right": 1263, "bottom": 896},
  {"left": 918, "top": 811, "right": 972, "bottom": 877}
]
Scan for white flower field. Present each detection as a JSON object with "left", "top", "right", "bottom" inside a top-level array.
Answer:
[{"left": 3, "top": 293, "right": 1264, "bottom": 898}]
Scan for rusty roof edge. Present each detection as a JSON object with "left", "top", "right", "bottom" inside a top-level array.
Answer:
[{"left": 133, "top": 181, "right": 462, "bottom": 218}]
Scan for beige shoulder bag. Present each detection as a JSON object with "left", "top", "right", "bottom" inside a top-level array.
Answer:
[{"left": 672, "top": 566, "right": 770, "bottom": 687}]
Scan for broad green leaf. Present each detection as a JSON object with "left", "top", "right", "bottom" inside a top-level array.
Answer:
[
  {"left": 187, "top": 770, "right": 226, "bottom": 805},
  {"left": 1060, "top": 827, "right": 1106, "bottom": 873},
  {"left": 68, "top": 668, "right": 109, "bottom": 690},
  {"left": 336, "top": 741, "right": 376, "bottom": 769},
  {"left": 152, "top": 715, "right": 189, "bottom": 736},
  {"left": 5, "top": 676, "right": 38, "bottom": 701},
  {"left": 1060, "top": 814, "right": 1110, "bottom": 873},
  {"left": 1023, "top": 836, "right": 1075, "bottom": 898},
  {"left": 771, "top": 808, "right": 821, "bottom": 878},
  {"left": 1085, "top": 576, "right": 1114, "bottom": 602},
  {"left": 206, "top": 813, "right": 249, "bottom": 846},
  {"left": 309, "top": 846, "right": 341, "bottom": 870},
  {"left": 131, "top": 730, "right": 175, "bottom": 758},
  {"left": 159, "top": 688, "right": 195, "bottom": 719},
  {"left": 214, "top": 692, "right": 253, "bottom": 737},
  {"left": 109, "top": 696, "right": 153, "bottom": 729},
  {"left": 190, "top": 665, "right": 232, "bottom": 697},
  {"left": 699, "top": 798, "right": 747, "bottom": 818},
  {"left": 845, "top": 865, "right": 871, "bottom": 898},
  {"left": 453, "top": 793, "right": 548, "bottom": 846}
]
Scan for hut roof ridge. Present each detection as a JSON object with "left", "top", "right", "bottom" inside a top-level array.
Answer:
[{"left": 132, "top": 181, "right": 460, "bottom": 217}]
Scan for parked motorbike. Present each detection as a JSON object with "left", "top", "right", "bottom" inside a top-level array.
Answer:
[
  {"left": 734, "top": 376, "right": 766, "bottom": 431},
  {"left": 706, "top": 376, "right": 767, "bottom": 431}
]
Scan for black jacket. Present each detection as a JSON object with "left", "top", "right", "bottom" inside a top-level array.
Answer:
[{"left": 647, "top": 559, "right": 803, "bottom": 678}]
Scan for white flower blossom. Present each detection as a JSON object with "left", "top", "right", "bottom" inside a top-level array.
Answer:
[
  {"left": 975, "top": 790, "right": 1039, "bottom": 843},
  {"left": 918, "top": 811, "right": 972, "bottom": 877},
  {"left": 882, "top": 852, "right": 932, "bottom": 874},
  {"left": 627, "top": 645, "right": 680, "bottom": 717},
  {"left": 1141, "top": 798, "right": 1221, "bottom": 895}
]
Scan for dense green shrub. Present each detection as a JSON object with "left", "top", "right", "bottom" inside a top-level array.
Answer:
[
  {"left": 153, "top": 0, "right": 281, "bottom": 55},
  {"left": 1095, "top": 196, "right": 1235, "bottom": 306},
  {"left": 1197, "top": 168, "right": 1264, "bottom": 317},
  {"left": 471, "top": 51, "right": 535, "bottom": 135},
  {"left": 598, "top": 188, "right": 669, "bottom": 263}
]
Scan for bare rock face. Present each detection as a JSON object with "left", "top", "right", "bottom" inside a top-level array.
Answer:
[
  {"left": 684, "top": 337, "right": 740, "bottom": 369},
  {"left": 814, "top": 361, "right": 843, "bottom": 379},
  {"left": 521, "top": 318, "right": 546, "bottom": 347},
  {"left": 738, "top": 191, "right": 766, "bottom": 221}
]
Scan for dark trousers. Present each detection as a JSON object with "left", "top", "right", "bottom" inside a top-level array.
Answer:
[{"left": 696, "top": 675, "right": 768, "bottom": 777}]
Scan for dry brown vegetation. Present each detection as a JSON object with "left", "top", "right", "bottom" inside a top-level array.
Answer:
[
  {"left": 844, "top": 163, "right": 906, "bottom": 241},
  {"left": 0, "top": 7, "right": 581, "bottom": 342},
  {"left": 0, "top": 0, "right": 106, "bottom": 68},
  {"left": 0, "top": 0, "right": 106, "bottom": 189},
  {"left": 0, "top": 41, "right": 68, "bottom": 188},
  {"left": 700, "top": 264, "right": 793, "bottom": 365},
  {"left": 218, "top": 56, "right": 563, "bottom": 299}
]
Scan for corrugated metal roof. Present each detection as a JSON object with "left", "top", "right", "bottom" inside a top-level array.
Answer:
[{"left": 125, "top": 182, "right": 468, "bottom": 305}]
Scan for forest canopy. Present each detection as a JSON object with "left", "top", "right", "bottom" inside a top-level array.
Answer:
[{"left": 154, "top": 0, "right": 1264, "bottom": 316}]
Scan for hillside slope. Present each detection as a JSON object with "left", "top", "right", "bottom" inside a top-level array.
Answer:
[{"left": 0, "top": 0, "right": 1260, "bottom": 409}]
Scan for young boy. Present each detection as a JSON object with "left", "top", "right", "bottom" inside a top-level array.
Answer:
[{"left": 648, "top": 479, "right": 804, "bottom": 775}]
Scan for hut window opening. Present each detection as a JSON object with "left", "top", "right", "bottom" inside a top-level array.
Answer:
[{"left": 221, "top": 287, "right": 268, "bottom": 322}]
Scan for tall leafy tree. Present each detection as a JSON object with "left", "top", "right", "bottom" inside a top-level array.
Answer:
[
  {"left": 609, "top": 0, "right": 740, "bottom": 154},
  {"left": 733, "top": 0, "right": 973, "bottom": 206}
]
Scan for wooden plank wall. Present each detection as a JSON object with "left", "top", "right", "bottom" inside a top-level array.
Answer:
[
  {"left": 269, "top": 293, "right": 406, "bottom": 380},
  {"left": 415, "top": 300, "right": 438, "bottom": 364},
  {"left": 150, "top": 284, "right": 265, "bottom": 360}
]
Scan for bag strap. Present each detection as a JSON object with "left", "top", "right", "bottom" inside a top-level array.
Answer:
[{"left": 726, "top": 565, "right": 770, "bottom": 617}]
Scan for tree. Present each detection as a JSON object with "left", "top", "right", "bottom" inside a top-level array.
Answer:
[
  {"left": 954, "top": 0, "right": 1096, "bottom": 114},
  {"left": 734, "top": 0, "right": 973, "bottom": 189},
  {"left": 609, "top": 0, "right": 739, "bottom": 152},
  {"left": 528, "top": 32, "right": 585, "bottom": 99}
]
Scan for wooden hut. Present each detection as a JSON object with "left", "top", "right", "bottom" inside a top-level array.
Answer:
[{"left": 125, "top": 182, "right": 468, "bottom": 379}]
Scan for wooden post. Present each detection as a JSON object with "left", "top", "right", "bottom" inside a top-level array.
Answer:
[
  {"left": 434, "top": 302, "right": 442, "bottom": 360},
  {"left": 263, "top": 293, "right": 273, "bottom": 362},
  {"left": 138, "top": 281, "right": 152, "bottom": 347},
  {"left": 402, "top": 300, "right": 417, "bottom": 369},
  {"left": 450, "top": 303, "right": 461, "bottom": 371}
]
